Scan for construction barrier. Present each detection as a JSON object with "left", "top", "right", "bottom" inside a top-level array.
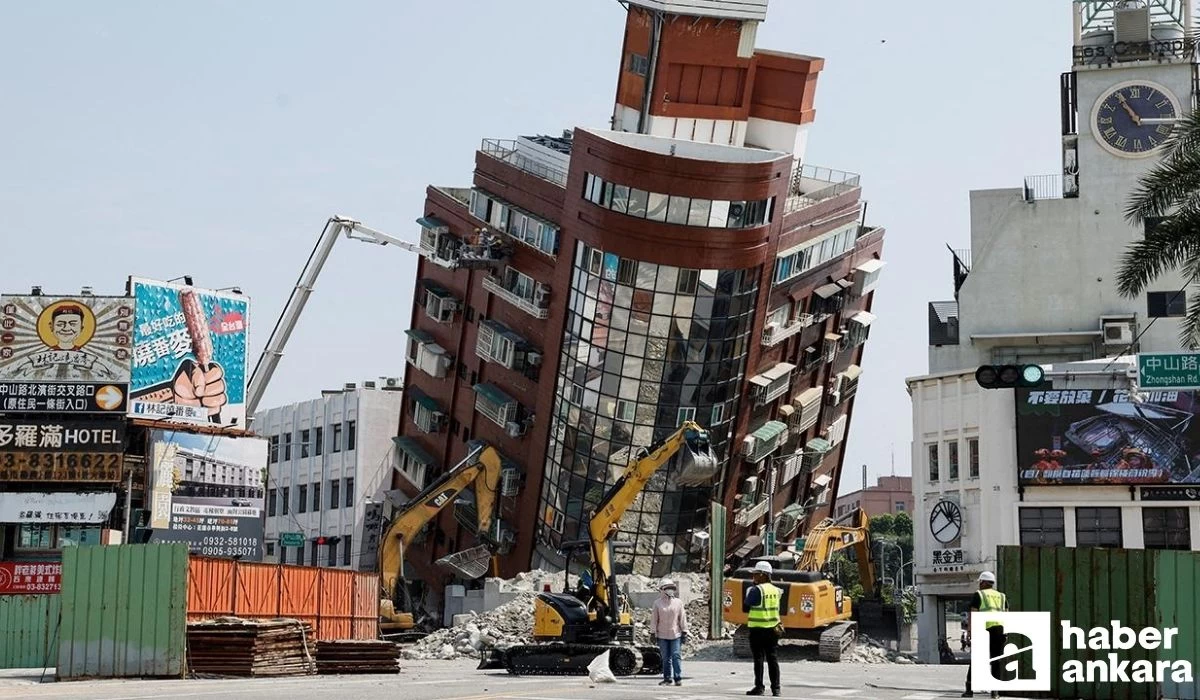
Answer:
[
  {"left": 185, "top": 555, "right": 379, "bottom": 641},
  {"left": 0, "top": 594, "right": 60, "bottom": 670}
]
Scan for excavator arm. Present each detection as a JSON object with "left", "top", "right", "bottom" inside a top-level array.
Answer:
[
  {"left": 795, "top": 508, "right": 877, "bottom": 597},
  {"left": 379, "top": 442, "right": 503, "bottom": 608},
  {"left": 586, "top": 421, "right": 719, "bottom": 620}
]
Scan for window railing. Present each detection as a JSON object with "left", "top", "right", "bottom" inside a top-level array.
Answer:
[
  {"left": 480, "top": 139, "right": 569, "bottom": 188},
  {"left": 1022, "top": 174, "right": 1064, "bottom": 202},
  {"left": 762, "top": 313, "right": 815, "bottom": 347},
  {"left": 483, "top": 274, "right": 550, "bottom": 319},
  {"left": 735, "top": 499, "right": 770, "bottom": 527},
  {"left": 785, "top": 163, "right": 861, "bottom": 214}
]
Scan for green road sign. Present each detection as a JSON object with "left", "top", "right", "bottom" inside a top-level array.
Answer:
[
  {"left": 280, "top": 532, "right": 304, "bottom": 548},
  {"left": 764, "top": 530, "right": 777, "bottom": 556},
  {"left": 1136, "top": 352, "right": 1200, "bottom": 390}
]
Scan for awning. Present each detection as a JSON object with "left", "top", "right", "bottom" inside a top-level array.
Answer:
[
  {"left": 795, "top": 387, "right": 823, "bottom": 408},
  {"left": 855, "top": 259, "right": 886, "bottom": 274},
  {"left": 751, "top": 420, "right": 788, "bottom": 443},
  {"left": 814, "top": 283, "right": 843, "bottom": 299},
  {"left": 812, "top": 473, "right": 832, "bottom": 488},
  {"left": 393, "top": 437, "right": 436, "bottom": 467},
  {"left": 780, "top": 503, "right": 807, "bottom": 518},
  {"left": 416, "top": 216, "right": 448, "bottom": 231},
  {"left": 404, "top": 328, "right": 435, "bottom": 343},
  {"left": 778, "top": 404, "right": 795, "bottom": 418},
  {"left": 421, "top": 279, "right": 454, "bottom": 298},
  {"left": 473, "top": 383, "right": 515, "bottom": 406},
  {"left": 806, "top": 437, "right": 832, "bottom": 455},
  {"left": 824, "top": 332, "right": 842, "bottom": 343},
  {"left": 409, "top": 389, "right": 441, "bottom": 413},
  {"left": 843, "top": 365, "right": 862, "bottom": 382},
  {"left": 836, "top": 279, "right": 854, "bottom": 290},
  {"left": 755, "top": 362, "right": 796, "bottom": 383},
  {"left": 850, "top": 311, "right": 876, "bottom": 328}
]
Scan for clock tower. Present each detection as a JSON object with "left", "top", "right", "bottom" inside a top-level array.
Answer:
[{"left": 1065, "top": 1, "right": 1196, "bottom": 197}]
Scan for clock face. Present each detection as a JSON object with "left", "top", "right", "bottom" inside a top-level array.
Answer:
[
  {"left": 929, "top": 499, "right": 962, "bottom": 545},
  {"left": 1092, "top": 81, "right": 1181, "bottom": 158}
]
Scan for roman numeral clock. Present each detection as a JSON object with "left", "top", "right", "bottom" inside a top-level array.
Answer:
[{"left": 1091, "top": 80, "right": 1182, "bottom": 158}]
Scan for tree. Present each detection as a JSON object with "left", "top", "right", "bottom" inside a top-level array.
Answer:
[
  {"left": 893, "top": 512, "right": 913, "bottom": 538},
  {"left": 1117, "top": 110, "right": 1200, "bottom": 347},
  {"left": 869, "top": 513, "right": 895, "bottom": 537}
]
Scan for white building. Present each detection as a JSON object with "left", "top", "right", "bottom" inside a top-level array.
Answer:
[
  {"left": 255, "top": 380, "right": 404, "bottom": 571},
  {"left": 909, "top": 3, "right": 1200, "bottom": 664},
  {"left": 176, "top": 447, "right": 264, "bottom": 499}
]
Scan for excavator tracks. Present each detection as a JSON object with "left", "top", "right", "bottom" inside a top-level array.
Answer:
[
  {"left": 491, "top": 644, "right": 661, "bottom": 677},
  {"left": 818, "top": 621, "right": 857, "bottom": 662}
]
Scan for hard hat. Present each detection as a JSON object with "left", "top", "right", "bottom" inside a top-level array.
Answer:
[
  {"left": 660, "top": 578, "right": 676, "bottom": 590},
  {"left": 754, "top": 561, "right": 774, "bottom": 574},
  {"left": 979, "top": 571, "right": 997, "bottom": 583}
]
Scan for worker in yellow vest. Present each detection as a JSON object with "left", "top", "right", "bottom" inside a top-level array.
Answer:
[
  {"left": 964, "top": 570, "right": 1007, "bottom": 699},
  {"left": 742, "top": 560, "right": 782, "bottom": 697}
]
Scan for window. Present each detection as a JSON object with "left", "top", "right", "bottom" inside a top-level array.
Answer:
[
  {"left": 628, "top": 188, "right": 648, "bottom": 218},
  {"left": 343, "top": 535, "right": 352, "bottom": 567},
  {"left": 678, "top": 407, "right": 696, "bottom": 424},
  {"left": 628, "top": 52, "right": 649, "bottom": 76},
  {"left": 773, "top": 225, "right": 857, "bottom": 285},
  {"left": 477, "top": 321, "right": 520, "bottom": 368},
  {"left": 666, "top": 196, "right": 690, "bottom": 225},
  {"left": 1019, "top": 507, "right": 1066, "bottom": 546},
  {"left": 310, "top": 544, "right": 318, "bottom": 567},
  {"left": 312, "top": 482, "right": 321, "bottom": 512},
  {"left": 568, "top": 383, "right": 584, "bottom": 404},
  {"left": 968, "top": 438, "right": 980, "bottom": 478},
  {"left": 344, "top": 477, "right": 354, "bottom": 508},
  {"left": 617, "top": 258, "right": 636, "bottom": 285},
  {"left": 711, "top": 402, "right": 725, "bottom": 425},
  {"left": 16, "top": 524, "right": 101, "bottom": 551},
  {"left": 300, "top": 429, "right": 310, "bottom": 458},
  {"left": 616, "top": 399, "right": 636, "bottom": 422},
  {"left": 469, "top": 188, "right": 491, "bottom": 221},
  {"left": 329, "top": 539, "right": 339, "bottom": 567},
  {"left": 283, "top": 432, "right": 292, "bottom": 461},
  {"left": 1076, "top": 507, "right": 1122, "bottom": 547},
  {"left": 315, "top": 427, "right": 323, "bottom": 455},
  {"left": 947, "top": 440, "right": 959, "bottom": 480},
  {"left": 269, "top": 436, "right": 279, "bottom": 463},
  {"left": 332, "top": 424, "right": 343, "bottom": 453},
  {"left": 646, "top": 192, "right": 669, "bottom": 222},
  {"left": 347, "top": 421, "right": 356, "bottom": 450},
  {"left": 1148, "top": 291, "right": 1186, "bottom": 318},
  {"left": 676, "top": 269, "right": 699, "bottom": 295},
  {"left": 298, "top": 485, "right": 308, "bottom": 513},
  {"left": 266, "top": 542, "right": 275, "bottom": 557},
  {"left": 330, "top": 479, "right": 340, "bottom": 510},
  {"left": 1143, "top": 507, "right": 1190, "bottom": 550},
  {"left": 282, "top": 486, "right": 290, "bottom": 515},
  {"left": 927, "top": 443, "right": 939, "bottom": 481},
  {"left": 423, "top": 286, "right": 459, "bottom": 323},
  {"left": 502, "top": 267, "right": 536, "bottom": 301},
  {"left": 895, "top": 501, "right": 906, "bottom": 512},
  {"left": 268, "top": 489, "right": 277, "bottom": 517},
  {"left": 610, "top": 185, "right": 630, "bottom": 214}
]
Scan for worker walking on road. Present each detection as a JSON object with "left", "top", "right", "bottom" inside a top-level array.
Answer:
[
  {"left": 743, "top": 561, "right": 782, "bottom": 697},
  {"left": 650, "top": 578, "right": 687, "bottom": 686},
  {"left": 964, "top": 571, "right": 1007, "bottom": 699}
]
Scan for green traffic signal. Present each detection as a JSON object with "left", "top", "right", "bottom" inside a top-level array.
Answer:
[{"left": 975, "top": 364, "right": 1044, "bottom": 389}]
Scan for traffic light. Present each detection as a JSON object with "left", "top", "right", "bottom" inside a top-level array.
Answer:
[
  {"left": 975, "top": 364, "right": 1045, "bottom": 389},
  {"left": 314, "top": 536, "right": 341, "bottom": 546}
]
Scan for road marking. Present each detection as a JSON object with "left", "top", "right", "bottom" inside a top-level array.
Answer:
[
  {"left": 817, "top": 691, "right": 860, "bottom": 697},
  {"left": 901, "top": 695, "right": 944, "bottom": 700}
]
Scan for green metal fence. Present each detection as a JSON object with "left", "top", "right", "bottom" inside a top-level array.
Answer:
[
  {"left": 57, "top": 544, "right": 189, "bottom": 679},
  {"left": 0, "top": 594, "right": 60, "bottom": 670},
  {"left": 998, "top": 545, "right": 1199, "bottom": 700}
]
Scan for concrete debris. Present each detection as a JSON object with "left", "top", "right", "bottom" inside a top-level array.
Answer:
[
  {"left": 842, "top": 636, "right": 918, "bottom": 665},
  {"left": 402, "top": 592, "right": 537, "bottom": 661}
]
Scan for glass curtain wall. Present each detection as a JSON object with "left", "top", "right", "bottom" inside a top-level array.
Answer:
[{"left": 535, "top": 242, "right": 759, "bottom": 577}]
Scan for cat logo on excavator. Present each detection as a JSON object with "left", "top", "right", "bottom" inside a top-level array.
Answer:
[{"left": 430, "top": 489, "right": 456, "bottom": 509}]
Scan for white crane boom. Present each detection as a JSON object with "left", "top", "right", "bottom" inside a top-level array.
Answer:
[{"left": 244, "top": 215, "right": 429, "bottom": 421}]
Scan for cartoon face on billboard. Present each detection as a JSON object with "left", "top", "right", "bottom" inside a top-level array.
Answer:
[{"left": 0, "top": 296, "right": 133, "bottom": 383}]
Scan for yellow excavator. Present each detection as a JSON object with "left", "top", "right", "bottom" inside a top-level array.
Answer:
[
  {"left": 378, "top": 441, "right": 504, "bottom": 641},
  {"left": 481, "top": 421, "right": 721, "bottom": 676},
  {"left": 722, "top": 508, "right": 900, "bottom": 661}
]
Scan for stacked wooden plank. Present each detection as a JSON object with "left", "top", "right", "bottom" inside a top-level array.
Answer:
[
  {"left": 187, "top": 618, "right": 317, "bottom": 677},
  {"left": 315, "top": 640, "right": 402, "bottom": 674}
]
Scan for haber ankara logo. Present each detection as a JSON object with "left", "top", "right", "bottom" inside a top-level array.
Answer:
[{"left": 970, "top": 611, "right": 1052, "bottom": 692}]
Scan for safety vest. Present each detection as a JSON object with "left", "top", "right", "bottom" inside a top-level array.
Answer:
[
  {"left": 747, "top": 583, "right": 782, "bottom": 628},
  {"left": 978, "top": 588, "right": 1007, "bottom": 629}
]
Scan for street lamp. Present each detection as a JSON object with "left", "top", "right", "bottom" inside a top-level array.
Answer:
[
  {"left": 875, "top": 540, "right": 903, "bottom": 593},
  {"left": 763, "top": 448, "right": 824, "bottom": 555}
]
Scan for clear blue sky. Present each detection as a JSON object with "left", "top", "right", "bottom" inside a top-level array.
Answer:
[{"left": 0, "top": 1, "right": 1069, "bottom": 493}]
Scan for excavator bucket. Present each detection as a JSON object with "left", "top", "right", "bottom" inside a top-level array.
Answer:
[
  {"left": 436, "top": 545, "right": 494, "bottom": 580},
  {"left": 677, "top": 430, "right": 721, "bottom": 487},
  {"left": 853, "top": 599, "right": 903, "bottom": 643}
]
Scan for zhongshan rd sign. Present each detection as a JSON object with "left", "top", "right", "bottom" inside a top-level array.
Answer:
[{"left": 1136, "top": 353, "right": 1200, "bottom": 391}]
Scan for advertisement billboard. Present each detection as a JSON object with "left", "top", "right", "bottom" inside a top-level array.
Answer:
[
  {"left": 129, "top": 278, "right": 249, "bottom": 427},
  {"left": 0, "top": 295, "right": 134, "bottom": 383},
  {"left": 146, "top": 430, "right": 266, "bottom": 560},
  {"left": 0, "top": 417, "right": 126, "bottom": 482},
  {"left": 0, "top": 562, "right": 62, "bottom": 595},
  {"left": 1016, "top": 387, "right": 1200, "bottom": 485}
]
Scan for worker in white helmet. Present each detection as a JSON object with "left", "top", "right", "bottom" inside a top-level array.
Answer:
[
  {"left": 742, "top": 560, "right": 782, "bottom": 696},
  {"left": 964, "top": 571, "right": 1007, "bottom": 699},
  {"left": 650, "top": 578, "right": 687, "bottom": 686}
]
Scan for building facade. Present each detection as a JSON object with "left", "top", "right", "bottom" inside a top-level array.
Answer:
[
  {"left": 397, "top": 0, "right": 886, "bottom": 586},
  {"left": 910, "top": 2, "right": 1200, "bottom": 664},
  {"left": 255, "top": 382, "right": 403, "bottom": 571},
  {"left": 833, "top": 475, "right": 912, "bottom": 520}
]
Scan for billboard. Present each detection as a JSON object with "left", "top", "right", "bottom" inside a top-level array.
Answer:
[
  {"left": 0, "top": 295, "right": 134, "bottom": 383},
  {"left": 1016, "top": 387, "right": 1200, "bottom": 485},
  {"left": 146, "top": 430, "right": 266, "bottom": 560},
  {"left": 0, "top": 417, "right": 126, "bottom": 482},
  {"left": 0, "top": 562, "right": 62, "bottom": 595},
  {"left": 129, "top": 278, "right": 249, "bottom": 427}
]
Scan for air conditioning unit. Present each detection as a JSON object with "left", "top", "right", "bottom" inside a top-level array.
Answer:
[
  {"left": 363, "top": 381, "right": 377, "bottom": 389},
  {"left": 826, "top": 390, "right": 842, "bottom": 407},
  {"left": 344, "top": 382, "right": 357, "bottom": 390},
  {"left": 431, "top": 411, "right": 447, "bottom": 431},
  {"left": 741, "top": 435, "right": 757, "bottom": 457},
  {"left": 505, "top": 421, "right": 527, "bottom": 438},
  {"left": 1102, "top": 320, "right": 1134, "bottom": 346},
  {"left": 381, "top": 377, "right": 402, "bottom": 389},
  {"left": 728, "top": 202, "right": 746, "bottom": 220},
  {"left": 763, "top": 323, "right": 779, "bottom": 344},
  {"left": 742, "top": 476, "right": 759, "bottom": 495},
  {"left": 1113, "top": 3, "right": 1152, "bottom": 44},
  {"left": 534, "top": 283, "right": 551, "bottom": 304},
  {"left": 527, "top": 352, "right": 542, "bottom": 367}
]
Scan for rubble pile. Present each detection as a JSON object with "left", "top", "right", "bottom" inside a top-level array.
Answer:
[
  {"left": 844, "top": 636, "right": 917, "bottom": 664},
  {"left": 632, "top": 592, "right": 737, "bottom": 657},
  {"left": 401, "top": 592, "right": 537, "bottom": 661}
]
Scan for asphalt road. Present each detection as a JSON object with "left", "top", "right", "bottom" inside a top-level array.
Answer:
[{"left": 0, "top": 659, "right": 977, "bottom": 700}]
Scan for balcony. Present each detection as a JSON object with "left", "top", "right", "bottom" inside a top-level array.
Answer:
[
  {"left": 742, "top": 420, "right": 788, "bottom": 463},
  {"left": 761, "top": 313, "right": 815, "bottom": 347},
  {"left": 784, "top": 164, "right": 861, "bottom": 215},
  {"left": 483, "top": 273, "right": 550, "bottom": 320},
  {"left": 416, "top": 216, "right": 461, "bottom": 269},
  {"left": 394, "top": 436, "right": 436, "bottom": 493},
  {"left": 472, "top": 383, "right": 530, "bottom": 438},
  {"left": 735, "top": 498, "right": 770, "bottom": 527},
  {"left": 749, "top": 362, "right": 796, "bottom": 406},
  {"left": 480, "top": 139, "right": 569, "bottom": 188}
]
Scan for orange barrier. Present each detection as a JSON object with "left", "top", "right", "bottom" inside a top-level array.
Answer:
[{"left": 186, "top": 556, "right": 378, "bottom": 641}]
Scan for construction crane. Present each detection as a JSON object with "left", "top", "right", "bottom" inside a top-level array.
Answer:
[{"left": 244, "top": 215, "right": 509, "bottom": 421}]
